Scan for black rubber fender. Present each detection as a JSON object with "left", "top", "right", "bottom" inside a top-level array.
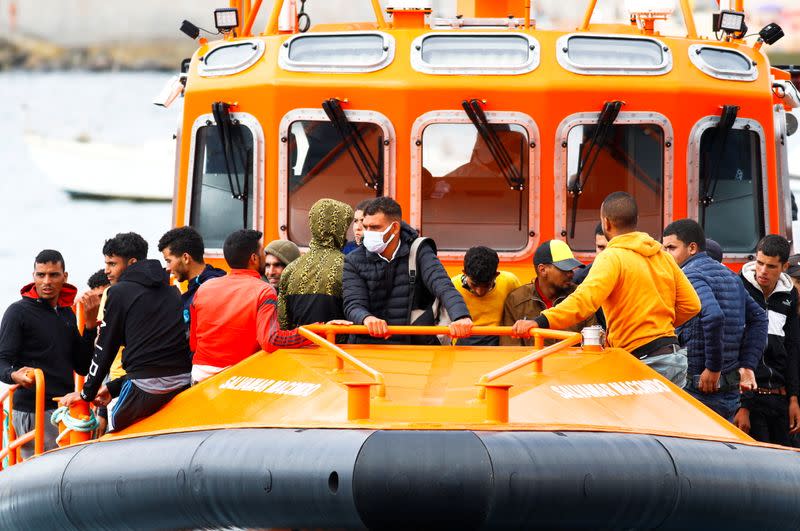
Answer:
[{"left": 2, "top": 429, "right": 800, "bottom": 530}]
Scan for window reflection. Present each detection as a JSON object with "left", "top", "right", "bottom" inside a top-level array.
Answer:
[
  {"left": 190, "top": 125, "right": 254, "bottom": 249},
  {"left": 566, "top": 123, "right": 664, "bottom": 251},
  {"left": 699, "top": 128, "right": 763, "bottom": 253},
  {"left": 421, "top": 123, "right": 529, "bottom": 251},
  {"left": 287, "top": 120, "right": 382, "bottom": 245}
]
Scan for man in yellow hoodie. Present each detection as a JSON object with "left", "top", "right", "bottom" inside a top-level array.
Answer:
[{"left": 513, "top": 192, "right": 701, "bottom": 386}]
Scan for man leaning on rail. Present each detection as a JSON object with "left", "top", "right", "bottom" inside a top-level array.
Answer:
[
  {"left": 60, "top": 233, "right": 192, "bottom": 432},
  {"left": 342, "top": 196, "right": 473, "bottom": 345},
  {"left": 513, "top": 192, "right": 701, "bottom": 387},
  {"left": 0, "top": 250, "right": 100, "bottom": 456}
]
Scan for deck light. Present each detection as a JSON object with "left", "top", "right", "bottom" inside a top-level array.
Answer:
[
  {"left": 758, "top": 23, "right": 784, "bottom": 46},
  {"left": 180, "top": 20, "right": 200, "bottom": 40},
  {"left": 214, "top": 8, "right": 239, "bottom": 33},
  {"left": 713, "top": 10, "right": 746, "bottom": 36}
]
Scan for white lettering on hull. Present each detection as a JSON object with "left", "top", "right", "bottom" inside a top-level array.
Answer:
[
  {"left": 219, "top": 376, "right": 322, "bottom": 397},
  {"left": 550, "top": 379, "right": 672, "bottom": 399}
]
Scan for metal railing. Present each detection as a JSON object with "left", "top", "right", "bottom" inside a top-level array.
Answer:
[
  {"left": 301, "top": 324, "right": 586, "bottom": 422},
  {"left": 0, "top": 368, "right": 45, "bottom": 468}
]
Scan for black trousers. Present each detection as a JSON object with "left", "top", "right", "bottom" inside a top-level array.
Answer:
[
  {"left": 748, "top": 394, "right": 790, "bottom": 446},
  {"left": 110, "top": 380, "right": 189, "bottom": 432}
]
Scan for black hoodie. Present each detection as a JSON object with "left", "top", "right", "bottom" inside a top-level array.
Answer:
[
  {"left": 0, "top": 283, "right": 95, "bottom": 412},
  {"left": 80, "top": 260, "right": 191, "bottom": 401}
]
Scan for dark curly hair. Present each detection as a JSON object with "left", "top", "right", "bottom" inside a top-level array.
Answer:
[
  {"left": 463, "top": 246, "right": 499, "bottom": 284},
  {"left": 87, "top": 269, "right": 110, "bottom": 289},
  {"left": 158, "top": 226, "right": 205, "bottom": 262},
  {"left": 102, "top": 232, "right": 148, "bottom": 261}
]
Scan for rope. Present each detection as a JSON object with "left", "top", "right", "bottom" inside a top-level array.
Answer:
[{"left": 50, "top": 407, "right": 99, "bottom": 445}]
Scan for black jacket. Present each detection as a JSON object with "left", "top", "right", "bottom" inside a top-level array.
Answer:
[
  {"left": 343, "top": 222, "right": 470, "bottom": 344},
  {"left": 0, "top": 283, "right": 95, "bottom": 412},
  {"left": 81, "top": 260, "right": 191, "bottom": 401},
  {"left": 740, "top": 264, "right": 799, "bottom": 402}
]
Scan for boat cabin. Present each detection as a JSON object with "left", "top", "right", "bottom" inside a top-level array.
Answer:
[{"left": 165, "top": 0, "right": 800, "bottom": 277}]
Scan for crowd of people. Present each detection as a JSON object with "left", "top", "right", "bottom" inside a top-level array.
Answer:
[{"left": 1, "top": 191, "right": 799, "bottom": 455}]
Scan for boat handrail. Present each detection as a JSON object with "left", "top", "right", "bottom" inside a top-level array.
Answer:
[
  {"left": 476, "top": 330, "right": 582, "bottom": 395},
  {"left": 261, "top": 0, "right": 387, "bottom": 36},
  {"left": 298, "top": 326, "right": 387, "bottom": 398},
  {"left": 0, "top": 368, "right": 46, "bottom": 469},
  {"left": 580, "top": 0, "right": 704, "bottom": 39}
]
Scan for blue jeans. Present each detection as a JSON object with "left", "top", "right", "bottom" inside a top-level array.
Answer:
[{"left": 685, "top": 386, "right": 740, "bottom": 422}]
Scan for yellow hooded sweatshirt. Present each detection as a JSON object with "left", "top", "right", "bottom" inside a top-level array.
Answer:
[{"left": 540, "top": 231, "right": 701, "bottom": 353}]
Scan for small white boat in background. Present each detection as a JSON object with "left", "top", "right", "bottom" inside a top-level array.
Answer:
[{"left": 25, "top": 134, "right": 174, "bottom": 201}]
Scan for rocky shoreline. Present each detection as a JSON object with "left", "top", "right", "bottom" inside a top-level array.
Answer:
[{"left": 0, "top": 35, "right": 195, "bottom": 71}]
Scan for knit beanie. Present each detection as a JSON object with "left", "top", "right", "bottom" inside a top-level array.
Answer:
[{"left": 265, "top": 240, "right": 301, "bottom": 265}]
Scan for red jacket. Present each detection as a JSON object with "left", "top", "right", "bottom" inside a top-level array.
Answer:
[{"left": 190, "top": 269, "right": 311, "bottom": 368}]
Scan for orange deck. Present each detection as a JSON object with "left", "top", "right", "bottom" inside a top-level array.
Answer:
[{"left": 110, "top": 339, "right": 749, "bottom": 446}]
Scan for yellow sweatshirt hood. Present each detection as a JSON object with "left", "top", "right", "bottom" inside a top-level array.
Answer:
[{"left": 606, "top": 231, "right": 662, "bottom": 257}]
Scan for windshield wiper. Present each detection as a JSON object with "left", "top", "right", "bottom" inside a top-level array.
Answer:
[
  {"left": 461, "top": 99, "right": 525, "bottom": 191},
  {"left": 700, "top": 104, "right": 739, "bottom": 212},
  {"left": 212, "top": 101, "right": 250, "bottom": 229},
  {"left": 568, "top": 100, "right": 623, "bottom": 239},
  {"left": 321, "top": 98, "right": 383, "bottom": 194}
]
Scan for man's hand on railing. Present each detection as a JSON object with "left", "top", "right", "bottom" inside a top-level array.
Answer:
[
  {"left": 59, "top": 391, "right": 86, "bottom": 408},
  {"left": 325, "top": 320, "right": 353, "bottom": 326},
  {"left": 448, "top": 317, "right": 473, "bottom": 338},
  {"left": 512, "top": 319, "right": 539, "bottom": 338},
  {"left": 364, "top": 316, "right": 390, "bottom": 338},
  {"left": 10, "top": 367, "right": 35, "bottom": 388}
]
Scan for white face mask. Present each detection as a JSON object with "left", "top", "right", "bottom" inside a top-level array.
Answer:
[{"left": 363, "top": 223, "right": 396, "bottom": 255}]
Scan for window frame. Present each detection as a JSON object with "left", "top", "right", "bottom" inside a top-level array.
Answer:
[
  {"left": 277, "top": 108, "right": 396, "bottom": 245},
  {"left": 687, "top": 116, "right": 769, "bottom": 261},
  {"left": 555, "top": 33, "right": 673, "bottom": 76},
  {"left": 409, "top": 32, "right": 541, "bottom": 76},
  {"left": 185, "top": 112, "right": 265, "bottom": 258},
  {"left": 774, "top": 104, "right": 794, "bottom": 246},
  {"left": 410, "top": 110, "right": 540, "bottom": 260},
  {"left": 278, "top": 31, "right": 395, "bottom": 74},
  {"left": 554, "top": 111, "right": 674, "bottom": 260},
  {"left": 687, "top": 44, "right": 758, "bottom": 82},
  {"left": 198, "top": 39, "right": 266, "bottom": 77}
]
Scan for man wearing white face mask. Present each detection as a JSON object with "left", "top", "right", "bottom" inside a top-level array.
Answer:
[{"left": 343, "top": 197, "right": 473, "bottom": 344}]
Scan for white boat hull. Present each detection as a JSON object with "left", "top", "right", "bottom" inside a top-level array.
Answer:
[{"left": 25, "top": 134, "right": 174, "bottom": 201}]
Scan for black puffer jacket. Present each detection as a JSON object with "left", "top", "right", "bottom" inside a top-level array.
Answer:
[{"left": 343, "top": 222, "right": 470, "bottom": 344}]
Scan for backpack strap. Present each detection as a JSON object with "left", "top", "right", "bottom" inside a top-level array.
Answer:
[
  {"left": 408, "top": 237, "right": 428, "bottom": 288},
  {"left": 407, "top": 237, "right": 430, "bottom": 320}
]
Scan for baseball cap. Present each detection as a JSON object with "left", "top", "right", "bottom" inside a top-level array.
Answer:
[
  {"left": 265, "top": 240, "right": 301, "bottom": 266},
  {"left": 787, "top": 254, "right": 800, "bottom": 278},
  {"left": 533, "top": 240, "right": 585, "bottom": 272}
]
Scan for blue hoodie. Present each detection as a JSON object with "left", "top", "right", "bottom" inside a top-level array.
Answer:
[
  {"left": 182, "top": 264, "right": 226, "bottom": 331},
  {"left": 677, "top": 252, "right": 767, "bottom": 376}
]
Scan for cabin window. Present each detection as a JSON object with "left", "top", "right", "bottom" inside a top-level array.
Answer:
[
  {"left": 286, "top": 119, "right": 384, "bottom": 245},
  {"left": 565, "top": 123, "right": 665, "bottom": 251},
  {"left": 190, "top": 124, "right": 255, "bottom": 249},
  {"left": 198, "top": 40, "right": 265, "bottom": 77},
  {"left": 688, "top": 45, "right": 757, "bottom": 82},
  {"left": 556, "top": 34, "right": 672, "bottom": 76},
  {"left": 410, "top": 33, "right": 540, "bottom": 75},
  {"left": 698, "top": 127, "right": 764, "bottom": 253},
  {"left": 419, "top": 122, "right": 530, "bottom": 252},
  {"left": 279, "top": 32, "right": 395, "bottom": 73}
]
